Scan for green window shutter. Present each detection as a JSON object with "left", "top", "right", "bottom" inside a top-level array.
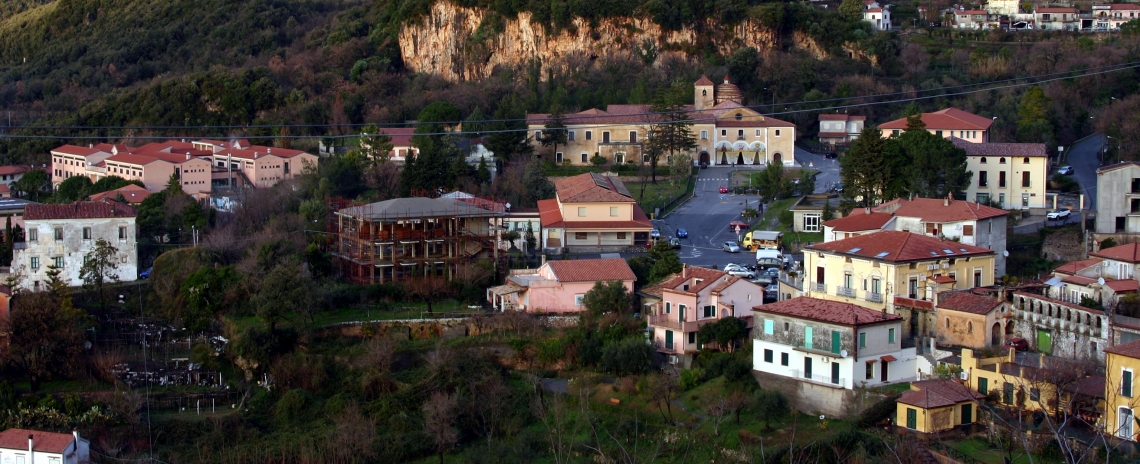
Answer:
[
  {"left": 889, "top": 328, "right": 895, "bottom": 344},
  {"left": 764, "top": 349, "right": 773, "bottom": 363},
  {"left": 962, "top": 404, "right": 972, "bottom": 424},
  {"left": 665, "top": 330, "right": 674, "bottom": 350},
  {"left": 979, "top": 377, "right": 988, "bottom": 395},
  {"left": 805, "top": 326, "right": 813, "bottom": 349},
  {"left": 1125, "top": 370, "right": 1134, "bottom": 398},
  {"left": 859, "top": 332, "right": 866, "bottom": 348},
  {"left": 906, "top": 408, "right": 916, "bottom": 429},
  {"left": 831, "top": 330, "right": 841, "bottom": 355}
]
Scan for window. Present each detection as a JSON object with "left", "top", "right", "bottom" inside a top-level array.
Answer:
[
  {"left": 28, "top": 229, "right": 37, "bottom": 242},
  {"left": 781, "top": 352, "right": 789, "bottom": 366},
  {"left": 1003, "top": 382, "right": 1014, "bottom": 404},
  {"left": 804, "top": 326, "right": 813, "bottom": 349},
  {"left": 53, "top": 256, "right": 64, "bottom": 268},
  {"left": 665, "top": 330, "right": 674, "bottom": 350},
  {"left": 574, "top": 294, "right": 585, "bottom": 306},
  {"left": 764, "top": 319, "right": 774, "bottom": 335},
  {"left": 980, "top": 157, "right": 987, "bottom": 164},
  {"left": 1030, "top": 388, "right": 1040, "bottom": 401},
  {"left": 703, "top": 305, "right": 715, "bottom": 318},
  {"left": 574, "top": 232, "right": 587, "bottom": 240},
  {"left": 859, "top": 332, "right": 866, "bottom": 348},
  {"left": 616, "top": 232, "right": 626, "bottom": 240},
  {"left": 974, "top": 269, "right": 983, "bottom": 288},
  {"left": 999, "top": 171, "right": 1006, "bottom": 188},
  {"left": 803, "top": 214, "right": 821, "bottom": 232},
  {"left": 999, "top": 157, "right": 1006, "bottom": 164},
  {"left": 665, "top": 302, "right": 671, "bottom": 314},
  {"left": 737, "top": 129, "right": 744, "bottom": 139},
  {"left": 775, "top": 130, "right": 781, "bottom": 137},
  {"left": 756, "top": 129, "right": 762, "bottom": 136},
  {"left": 1133, "top": 199, "right": 1140, "bottom": 214},
  {"left": 968, "top": 321, "right": 973, "bottom": 334},
  {"left": 578, "top": 207, "right": 587, "bottom": 217},
  {"left": 735, "top": 113, "right": 743, "bottom": 121},
  {"left": 1125, "top": 369, "right": 1134, "bottom": 398},
  {"left": 567, "top": 131, "right": 575, "bottom": 141},
  {"left": 764, "top": 349, "right": 774, "bottom": 363},
  {"left": 1021, "top": 171, "right": 1030, "bottom": 187},
  {"left": 54, "top": 227, "right": 63, "bottom": 241},
  {"left": 82, "top": 227, "right": 92, "bottom": 240},
  {"left": 978, "top": 377, "right": 988, "bottom": 394},
  {"left": 978, "top": 171, "right": 988, "bottom": 187},
  {"left": 892, "top": 129, "right": 900, "bottom": 137},
  {"left": 555, "top": 152, "right": 563, "bottom": 163},
  {"left": 585, "top": 130, "right": 593, "bottom": 140},
  {"left": 936, "top": 130, "right": 944, "bottom": 137},
  {"left": 888, "top": 328, "right": 895, "bottom": 344},
  {"left": 689, "top": 332, "right": 696, "bottom": 344},
  {"left": 945, "top": 317, "right": 951, "bottom": 328},
  {"left": 963, "top": 224, "right": 974, "bottom": 236},
  {"left": 866, "top": 361, "right": 874, "bottom": 379},
  {"left": 602, "top": 131, "right": 610, "bottom": 143},
  {"left": 721, "top": 129, "right": 727, "bottom": 137},
  {"left": 581, "top": 153, "right": 588, "bottom": 163},
  {"left": 30, "top": 256, "right": 39, "bottom": 270},
  {"left": 119, "top": 226, "right": 127, "bottom": 240},
  {"left": 535, "top": 130, "right": 542, "bottom": 139},
  {"left": 1023, "top": 157, "right": 1030, "bottom": 164},
  {"left": 610, "top": 207, "right": 618, "bottom": 217},
  {"left": 629, "top": 131, "right": 638, "bottom": 143},
  {"left": 700, "top": 130, "right": 708, "bottom": 140}
]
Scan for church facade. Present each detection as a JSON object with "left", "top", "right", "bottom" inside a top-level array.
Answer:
[{"left": 526, "top": 76, "right": 797, "bottom": 168}]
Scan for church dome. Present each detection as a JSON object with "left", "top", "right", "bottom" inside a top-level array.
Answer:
[{"left": 715, "top": 76, "right": 743, "bottom": 104}]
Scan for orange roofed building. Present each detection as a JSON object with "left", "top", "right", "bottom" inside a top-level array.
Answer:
[
  {"left": 879, "top": 108, "right": 993, "bottom": 143},
  {"left": 487, "top": 258, "right": 636, "bottom": 313},
  {"left": 539, "top": 173, "right": 652, "bottom": 253}
]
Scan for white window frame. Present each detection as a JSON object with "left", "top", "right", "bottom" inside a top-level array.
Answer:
[
  {"left": 803, "top": 214, "right": 821, "bottom": 232},
  {"left": 574, "top": 294, "right": 585, "bottom": 306},
  {"left": 578, "top": 207, "right": 587, "bottom": 217},
  {"left": 700, "top": 130, "right": 708, "bottom": 140}
]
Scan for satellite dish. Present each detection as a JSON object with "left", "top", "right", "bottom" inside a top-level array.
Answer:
[
  {"left": 1099, "top": 277, "right": 1106, "bottom": 286},
  {"left": 840, "top": 349, "right": 849, "bottom": 358},
  {"left": 1003, "top": 250, "right": 1009, "bottom": 257},
  {"left": 819, "top": 415, "right": 826, "bottom": 420}
]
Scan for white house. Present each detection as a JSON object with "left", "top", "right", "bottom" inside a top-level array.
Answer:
[
  {"left": 864, "top": 6, "right": 891, "bottom": 30},
  {"left": 12, "top": 200, "right": 138, "bottom": 292},
  {"left": 0, "top": 428, "right": 91, "bottom": 464},
  {"left": 752, "top": 297, "right": 917, "bottom": 390}
]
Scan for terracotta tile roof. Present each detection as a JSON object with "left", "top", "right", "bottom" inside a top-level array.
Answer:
[
  {"left": 0, "top": 429, "right": 75, "bottom": 453},
  {"left": 819, "top": 114, "right": 866, "bottom": 121},
  {"left": 545, "top": 258, "right": 636, "bottom": 282},
  {"left": 807, "top": 230, "right": 994, "bottom": 263},
  {"left": 932, "top": 275, "right": 957, "bottom": 284},
  {"left": 1093, "top": 243, "right": 1140, "bottom": 263},
  {"left": 709, "top": 275, "right": 744, "bottom": 294},
  {"left": 555, "top": 173, "right": 634, "bottom": 203},
  {"left": 894, "top": 296, "right": 935, "bottom": 310},
  {"left": 0, "top": 184, "right": 9, "bottom": 194},
  {"left": 823, "top": 211, "right": 892, "bottom": 232},
  {"left": 1037, "top": 7, "right": 1077, "bottom": 13},
  {"left": 1012, "top": 291, "right": 1088, "bottom": 314},
  {"left": 1053, "top": 258, "right": 1103, "bottom": 275},
  {"left": 937, "top": 292, "right": 1002, "bottom": 315},
  {"left": 105, "top": 154, "right": 161, "bottom": 166},
  {"left": 639, "top": 272, "right": 680, "bottom": 298},
  {"left": 879, "top": 108, "right": 994, "bottom": 131},
  {"left": 0, "top": 166, "right": 30, "bottom": 176},
  {"left": 213, "top": 147, "right": 312, "bottom": 160},
  {"left": 1106, "top": 339, "right": 1140, "bottom": 358},
  {"left": 1062, "top": 275, "right": 1097, "bottom": 286},
  {"left": 897, "top": 379, "right": 985, "bottom": 408},
  {"left": 694, "top": 75, "right": 715, "bottom": 86},
  {"left": 540, "top": 204, "right": 653, "bottom": 230},
  {"left": 378, "top": 128, "right": 416, "bottom": 148},
  {"left": 1106, "top": 279, "right": 1139, "bottom": 293},
  {"left": 538, "top": 199, "right": 563, "bottom": 228},
  {"left": 950, "top": 137, "right": 1047, "bottom": 158},
  {"left": 87, "top": 185, "right": 153, "bottom": 204},
  {"left": 51, "top": 144, "right": 103, "bottom": 157},
  {"left": 752, "top": 296, "right": 901, "bottom": 326},
  {"left": 527, "top": 101, "right": 795, "bottom": 128},
  {"left": 24, "top": 200, "right": 138, "bottom": 220},
  {"left": 1065, "top": 376, "right": 1106, "bottom": 399},
  {"left": 890, "top": 198, "right": 1008, "bottom": 222},
  {"left": 866, "top": 7, "right": 883, "bottom": 12},
  {"left": 661, "top": 265, "right": 732, "bottom": 295}
]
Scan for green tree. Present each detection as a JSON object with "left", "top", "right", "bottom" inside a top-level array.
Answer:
[
  {"left": 839, "top": 0, "right": 865, "bottom": 21},
  {"left": 895, "top": 130, "right": 971, "bottom": 199},
  {"left": 755, "top": 162, "right": 792, "bottom": 202},
  {"left": 90, "top": 175, "right": 144, "bottom": 195},
  {"left": 1017, "top": 85, "right": 1054, "bottom": 146},
  {"left": 647, "top": 82, "right": 697, "bottom": 183},
  {"left": 696, "top": 317, "right": 748, "bottom": 353},
  {"left": 540, "top": 105, "right": 568, "bottom": 161},
  {"left": 475, "top": 156, "right": 492, "bottom": 185},
  {"left": 521, "top": 160, "right": 556, "bottom": 207},
  {"left": 402, "top": 101, "right": 464, "bottom": 195},
  {"left": 254, "top": 260, "right": 312, "bottom": 331},
  {"left": 55, "top": 176, "right": 93, "bottom": 202},
  {"left": 464, "top": 106, "right": 487, "bottom": 137},
  {"left": 648, "top": 242, "right": 682, "bottom": 282},
  {"left": 2, "top": 292, "right": 89, "bottom": 391},
  {"left": 11, "top": 169, "right": 49, "bottom": 201},
  {"left": 600, "top": 338, "right": 653, "bottom": 375},
  {"left": 581, "top": 280, "right": 632, "bottom": 317},
  {"left": 80, "top": 238, "right": 120, "bottom": 309},
  {"left": 841, "top": 125, "right": 890, "bottom": 206},
  {"left": 180, "top": 265, "right": 241, "bottom": 333},
  {"left": 359, "top": 124, "right": 394, "bottom": 163},
  {"left": 754, "top": 390, "right": 790, "bottom": 431},
  {"left": 485, "top": 95, "right": 532, "bottom": 162}
]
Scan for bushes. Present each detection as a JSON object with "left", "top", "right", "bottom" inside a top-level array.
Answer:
[
  {"left": 600, "top": 338, "right": 653, "bottom": 375},
  {"left": 699, "top": 351, "right": 751, "bottom": 382}
]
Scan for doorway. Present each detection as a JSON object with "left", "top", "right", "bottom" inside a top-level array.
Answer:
[
  {"left": 699, "top": 152, "right": 710, "bottom": 165},
  {"left": 880, "top": 360, "right": 889, "bottom": 382},
  {"left": 773, "top": 152, "right": 782, "bottom": 164},
  {"left": 991, "top": 322, "right": 1001, "bottom": 346}
]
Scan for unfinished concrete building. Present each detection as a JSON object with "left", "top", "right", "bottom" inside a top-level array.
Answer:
[{"left": 331, "top": 196, "right": 506, "bottom": 284}]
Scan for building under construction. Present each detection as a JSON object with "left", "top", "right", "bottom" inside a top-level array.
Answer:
[{"left": 330, "top": 196, "right": 506, "bottom": 284}]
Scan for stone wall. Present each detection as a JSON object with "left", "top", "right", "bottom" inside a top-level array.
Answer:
[
  {"left": 1041, "top": 228, "right": 1085, "bottom": 262},
  {"left": 751, "top": 370, "right": 892, "bottom": 418}
]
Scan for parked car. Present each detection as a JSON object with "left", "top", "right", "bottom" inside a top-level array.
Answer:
[
  {"left": 823, "top": 151, "right": 838, "bottom": 159},
  {"left": 1003, "top": 337, "right": 1029, "bottom": 352},
  {"left": 832, "top": 182, "right": 844, "bottom": 193},
  {"left": 726, "top": 267, "right": 755, "bottom": 279},
  {"left": 699, "top": 161, "right": 709, "bottom": 168},
  {"left": 764, "top": 288, "right": 778, "bottom": 303},
  {"left": 668, "top": 237, "right": 682, "bottom": 249},
  {"left": 1047, "top": 209, "right": 1071, "bottom": 220},
  {"left": 756, "top": 258, "right": 783, "bottom": 270},
  {"left": 1058, "top": 166, "right": 1074, "bottom": 175},
  {"left": 651, "top": 228, "right": 661, "bottom": 238},
  {"left": 675, "top": 227, "right": 688, "bottom": 238},
  {"left": 722, "top": 241, "right": 741, "bottom": 253},
  {"left": 139, "top": 267, "right": 153, "bottom": 279},
  {"left": 719, "top": 185, "right": 729, "bottom": 194},
  {"left": 749, "top": 276, "right": 774, "bottom": 287},
  {"left": 763, "top": 268, "right": 780, "bottom": 279},
  {"left": 725, "top": 262, "right": 755, "bottom": 271}
]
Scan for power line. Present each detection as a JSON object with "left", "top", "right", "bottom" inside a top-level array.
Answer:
[{"left": 1, "top": 62, "right": 1136, "bottom": 140}]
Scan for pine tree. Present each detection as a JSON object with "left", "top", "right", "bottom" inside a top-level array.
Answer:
[
  {"left": 540, "top": 104, "right": 568, "bottom": 163},
  {"left": 476, "top": 156, "right": 491, "bottom": 184},
  {"left": 647, "top": 82, "right": 697, "bottom": 184}
]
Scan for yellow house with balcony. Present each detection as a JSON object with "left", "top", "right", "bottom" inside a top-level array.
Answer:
[
  {"left": 538, "top": 173, "right": 653, "bottom": 252},
  {"left": 1104, "top": 340, "right": 1140, "bottom": 442},
  {"left": 803, "top": 230, "right": 997, "bottom": 339}
]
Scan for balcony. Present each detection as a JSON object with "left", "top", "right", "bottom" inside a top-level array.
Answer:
[
  {"left": 789, "top": 369, "right": 845, "bottom": 387},
  {"left": 647, "top": 314, "right": 721, "bottom": 332},
  {"left": 865, "top": 292, "right": 882, "bottom": 303},
  {"left": 837, "top": 286, "right": 855, "bottom": 298},
  {"left": 814, "top": 283, "right": 827, "bottom": 293}
]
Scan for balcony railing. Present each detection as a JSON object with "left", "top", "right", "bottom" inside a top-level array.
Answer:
[
  {"left": 865, "top": 292, "right": 882, "bottom": 303},
  {"left": 789, "top": 369, "right": 844, "bottom": 386},
  {"left": 814, "top": 283, "right": 827, "bottom": 293},
  {"left": 837, "top": 286, "right": 855, "bottom": 298},
  {"left": 647, "top": 315, "right": 684, "bottom": 331}
]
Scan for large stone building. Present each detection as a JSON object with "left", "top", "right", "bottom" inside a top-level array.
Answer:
[
  {"left": 11, "top": 200, "right": 138, "bottom": 291},
  {"left": 526, "top": 76, "right": 797, "bottom": 168}
]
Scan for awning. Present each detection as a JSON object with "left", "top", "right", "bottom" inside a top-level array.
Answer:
[
  {"left": 880, "top": 355, "right": 897, "bottom": 362},
  {"left": 1044, "top": 276, "right": 1063, "bottom": 287},
  {"left": 865, "top": 358, "right": 876, "bottom": 363},
  {"left": 488, "top": 283, "right": 523, "bottom": 296}
]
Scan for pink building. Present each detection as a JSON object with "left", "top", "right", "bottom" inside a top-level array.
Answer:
[
  {"left": 487, "top": 258, "right": 636, "bottom": 313},
  {"left": 643, "top": 264, "right": 762, "bottom": 366},
  {"left": 209, "top": 146, "right": 317, "bottom": 188},
  {"left": 101, "top": 152, "right": 213, "bottom": 195}
]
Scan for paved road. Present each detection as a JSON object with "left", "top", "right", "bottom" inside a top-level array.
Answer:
[
  {"left": 1066, "top": 134, "right": 1105, "bottom": 209},
  {"left": 794, "top": 147, "right": 841, "bottom": 193},
  {"left": 653, "top": 167, "right": 765, "bottom": 269}
]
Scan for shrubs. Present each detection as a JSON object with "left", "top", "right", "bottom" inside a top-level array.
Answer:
[
  {"left": 679, "top": 368, "right": 704, "bottom": 390},
  {"left": 699, "top": 351, "right": 751, "bottom": 382},
  {"left": 600, "top": 338, "right": 653, "bottom": 375}
]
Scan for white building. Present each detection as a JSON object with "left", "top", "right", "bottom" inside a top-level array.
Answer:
[
  {"left": 864, "top": 6, "right": 892, "bottom": 30},
  {"left": 752, "top": 297, "right": 917, "bottom": 390},
  {"left": 1095, "top": 162, "right": 1140, "bottom": 238},
  {"left": 0, "top": 428, "right": 91, "bottom": 464},
  {"left": 12, "top": 200, "right": 138, "bottom": 291},
  {"left": 1093, "top": 4, "right": 1140, "bottom": 30}
]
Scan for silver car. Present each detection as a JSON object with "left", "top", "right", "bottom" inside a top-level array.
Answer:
[
  {"left": 722, "top": 241, "right": 741, "bottom": 253},
  {"left": 726, "top": 268, "right": 755, "bottom": 279}
]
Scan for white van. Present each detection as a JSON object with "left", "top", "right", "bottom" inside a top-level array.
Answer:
[{"left": 755, "top": 249, "right": 784, "bottom": 263}]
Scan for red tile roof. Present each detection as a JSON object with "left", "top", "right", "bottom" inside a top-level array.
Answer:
[
  {"left": 823, "top": 210, "right": 892, "bottom": 232},
  {"left": 1053, "top": 258, "right": 1103, "bottom": 275},
  {"left": 695, "top": 75, "right": 715, "bottom": 86},
  {"left": 0, "top": 166, "right": 30, "bottom": 176},
  {"left": 897, "top": 379, "right": 985, "bottom": 408},
  {"left": 660, "top": 265, "right": 731, "bottom": 295},
  {"left": 879, "top": 108, "right": 994, "bottom": 131},
  {"left": 1062, "top": 275, "right": 1097, "bottom": 286},
  {"left": 51, "top": 144, "right": 103, "bottom": 157},
  {"left": 87, "top": 185, "right": 153, "bottom": 204},
  {"left": 1106, "top": 279, "right": 1139, "bottom": 293},
  {"left": 806, "top": 230, "right": 994, "bottom": 263},
  {"left": 950, "top": 137, "right": 1047, "bottom": 158},
  {"left": 538, "top": 199, "right": 563, "bottom": 227},
  {"left": 527, "top": 101, "right": 795, "bottom": 128},
  {"left": 378, "top": 128, "right": 416, "bottom": 148},
  {"left": 25, "top": 200, "right": 138, "bottom": 220},
  {"left": 1106, "top": 339, "right": 1140, "bottom": 358},
  {"left": 1093, "top": 243, "right": 1140, "bottom": 263},
  {"left": 545, "top": 258, "right": 636, "bottom": 282},
  {"left": 932, "top": 275, "right": 957, "bottom": 284},
  {"left": 752, "top": 297, "right": 901, "bottom": 326},
  {"left": 894, "top": 296, "right": 935, "bottom": 310},
  {"left": 937, "top": 292, "right": 1002, "bottom": 315},
  {"left": 1037, "top": 7, "right": 1077, "bottom": 13},
  {"left": 890, "top": 198, "right": 1008, "bottom": 222},
  {"left": 555, "top": 173, "right": 634, "bottom": 203},
  {"left": 105, "top": 154, "right": 160, "bottom": 166},
  {"left": 0, "top": 429, "right": 75, "bottom": 453}
]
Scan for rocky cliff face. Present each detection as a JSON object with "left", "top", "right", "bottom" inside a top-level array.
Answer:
[{"left": 399, "top": 2, "right": 810, "bottom": 81}]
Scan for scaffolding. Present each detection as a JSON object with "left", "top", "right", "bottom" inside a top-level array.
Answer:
[{"left": 328, "top": 193, "right": 508, "bottom": 284}]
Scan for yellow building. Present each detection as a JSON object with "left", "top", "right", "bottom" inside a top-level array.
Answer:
[
  {"left": 526, "top": 76, "right": 797, "bottom": 168},
  {"left": 960, "top": 348, "right": 1104, "bottom": 416},
  {"left": 538, "top": 173, "right": 653, "bottom": 252},
  {"left": 803, "top": 230, "right": 997, "bottom": 338},
  {"left": 1104, "top": 340, "right": 1140, "bottom": 441},
  {"left": 950, "top": 138, "right": 1049, "bottom": 210},
  {"left": 896, "top": 379, "right": 985, "bottom": 433}
]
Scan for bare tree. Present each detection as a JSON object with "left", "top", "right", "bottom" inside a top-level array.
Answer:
[
  {"left": 330, "top": 402, "right": 376, "bottom": 463},
  {"left": 404, "top": 275, "right": 454, "bottom": 313},
  {"left": 365, "top": 161, "right": 402, "bottom": 201},
  {"left": 364, "top": 337, "right": 397, "bottom": 375},
  {"left": 422, "top": 391, "right": 458, "bottom": 464},
  {"left": 466, "top": 373, "right": 511, "bottom": 444},
  {"left": 531, "top": 392, "right": 580, "bottom": 464},
  {"left": 704, "top": 396, "right": 733, "bottom": 436},
  {"left": 647, "top": 371, "right": 679, "bottom": 423}
]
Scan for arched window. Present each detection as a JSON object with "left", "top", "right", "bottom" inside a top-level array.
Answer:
[
  {"left": 735, "top": 113, "right": 743, "bottom": 121},
  {"left": 999, "top": 157, "right": 1006, "bottom": 164},
  {"left": 1023, "top": 157, "right": 1030, "bottom": 164},
  {"left": 702, "top": 90, "right": 707, "bottom": 96},
  {"left": 980, "top": 157, "right": 987, "bottom": 164}
]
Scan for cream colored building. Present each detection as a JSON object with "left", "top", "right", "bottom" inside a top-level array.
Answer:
[
  {"left": 987, "top": 0, "right": 1020, "bottom": 16},
  {"left": 879, "top": 107, "right": 993, "bottom": 143},
  {"left": 538, "top": 173, "right": 652, "bottom": 252},
  {"left": 950, "top": 138, "right": 1049, "bottom": 210},
  {"left": 527, "top": 76, "right": 797, "bottom": 168},
  {"left": 102, "top": 153, "right": 213, "bottom": 195}
]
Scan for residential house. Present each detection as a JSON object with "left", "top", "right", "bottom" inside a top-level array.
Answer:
[
  {"left": 86, "top": 185, "right": 153, "bottom": 205},
  {"left": 375, "top": 128, "right": 417, "bottom": 162},
  {"left": 1104, "top": 340, "right": 1140, "bottom": 442},
  {"left": 538, "top": 173, "right": 653, "bottom": 252},
  {"left": 1009, "top": 291, "right": 1110, "bottom": 362},
  {"left": 0, "top": 166, "right": 35, "bottom": 188},
  {"left": 935, "top": 291, "right": 1008, "bottom": 349},
  {"left": 526, "top": 76, "right": 797, "bottom": 167},
  {"left": 1093, "top": 4, "right": 1140, "bottom": 29},
  {"left": 752, "top": 297, "right": 917, "bottom": 389},
  {"left": 896, "top": 379, "right": 985, "bottom": 433},
  {"left": 817, "top": 114, "right": 866, "bottom": 146},
  {"left": 209, "top": 146, "right": 317, "bottom": 189},
  {"left": 953, "top": 9, "right": 994, "bottom": 29},
  {"left": 788, "top": 194, "right": 844, "bottom": 234},
  {"left": 950, "top": 138, "right": 1048, "bottom": 212},
  {"left": 961, "top": 348, "right": 1102, "bottom": 416},
  {"left": 1041, "top": 244, "right": 1140, "bottom": 311},
  {"left": 1095, "top": 162, "right": 1140, "bottom": 240},
  {"left": 0, "top": 429, "right": 91, "bottom": 464},
  {"left": 822, "top": 209, "right": 894, "bottom": 242},
  {"left": 487, "top": 258, "right": 635, "bottom": 313},
  {"left": 879, "top": 107, "right": 993, "bottom": 143},
  {"left": 864, "top": 5, "right": 892, "bottom": 30},
  {"left": 1035, "top": 7, "right": 1080, "bottom": 30},
  {"left": 987, "top": 0, "right": 1020, "bottom": 16},
  {"left": 804, "top": 230, "right": 998, "bottom": 339},
  {"left": 885, "top": 196, "right": 1010, "bottom": 276},
  {"left": 643, "top": 265, "right": 762, "bottom": 367},
  {"left": 11, "top": 200, "right": 137, "bottom": 292},
  {"left": 330, "top": 196, "right": 505, "bottom": 284}
]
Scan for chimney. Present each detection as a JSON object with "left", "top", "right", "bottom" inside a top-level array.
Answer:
[
  {"left": 88, "top": 143, "right": 93, "bottom": 148},
  {"left": 254, "top": 152, "right": 259, "bottom": 159},
  {"left": 881, "top": 308, "right": 887, "bottom": 319},
  {"left": 28, "top": 434, "right": 33, "bottom": 457},
  {"left": 186, "top": 154, "right": 191, "bottom": 160},
  {"left": 73, "top": 429, "right": 79, "bottom": 445},
  {"left": 865, "top": 207, "right": 871, "bottom": 214},
  {"left": 944, "top": 197, "right": 949, "bottom": 206},
  {"left": 267, "top": 147, "right": 272, "bottom": 155}
]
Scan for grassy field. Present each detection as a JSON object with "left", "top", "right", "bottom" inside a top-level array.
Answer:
[
  {"left": 226, "top": 300, "right": 482, "bottom": 332},
  {"left": 627, "top": 177, "right": 693, "bottom": 216}
]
